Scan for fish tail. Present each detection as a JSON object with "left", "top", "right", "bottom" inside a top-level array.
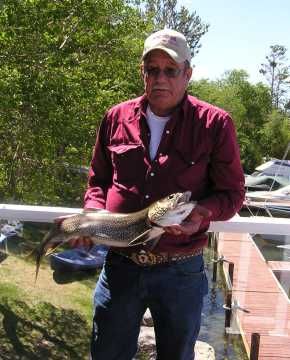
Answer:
[
  {"left": 31, "top": 229, "right": 58, "bottom": 283},
  {"left": 34, "top": 252, "right": 41, "bottom": 284}
]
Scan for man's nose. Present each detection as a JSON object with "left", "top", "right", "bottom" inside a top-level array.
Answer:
[{"left": 154, "top": 70, "right": 168, "bottom": 81}]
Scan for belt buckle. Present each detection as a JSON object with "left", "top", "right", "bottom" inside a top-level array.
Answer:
[{"left": 131, "top": 250, "right": 159, "bottom": 266}]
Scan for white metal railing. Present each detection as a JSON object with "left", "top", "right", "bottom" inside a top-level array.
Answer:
[{"left": 1, "top": 203, "right": 290, "bottom": 235}]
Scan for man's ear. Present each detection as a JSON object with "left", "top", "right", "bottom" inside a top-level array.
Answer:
[
  {"left": 140, "top": 63, "right": 145, "bottom": 79},
  {"left": 186, "top": 66, "right": 193, "bottom": 82}
]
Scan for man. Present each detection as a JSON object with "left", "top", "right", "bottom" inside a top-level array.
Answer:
[{"left": 84, "top": 29, "right": 245, "bottom": 360}]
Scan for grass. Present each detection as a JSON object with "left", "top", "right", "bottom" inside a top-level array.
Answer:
[
  {"left": 0, "top": 223, "right": 151, "bottom": 360},
  {"left": 0, "top": 252, "right": 98, "bottom": 360},
  {"left": 0, "top": 220, "right": 102, "bottom": 360}
]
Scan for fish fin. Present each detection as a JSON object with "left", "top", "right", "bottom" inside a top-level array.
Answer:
[
  {"left": 128, "top": 227, "right": 165, "bottom": 247},
  {"left": 127, "top": 229, "right": 152, "bottom": 246},
  {"left": 44, "top": 242, "right": 63, "bottom": 256},
  {"left": 54, "top": 214, "right": 77, "bottom": 224},
  {"left": 34, "top": 242, "right": 62, "bottom": 284},
  {"left": 147, "top": 233, "right": 162, "bottom": 251}
]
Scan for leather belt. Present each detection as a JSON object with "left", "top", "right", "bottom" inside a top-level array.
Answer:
[{"left": 112, "top": 248, "right": 203, "bottom": 266}]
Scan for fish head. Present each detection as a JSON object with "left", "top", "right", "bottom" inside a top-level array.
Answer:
[{"left": 148, "top": 191, "right": 196, "bottom": 227}]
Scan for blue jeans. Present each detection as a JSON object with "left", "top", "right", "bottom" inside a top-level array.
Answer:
[{"left": 91, "top": 251, "right": 208, "bottom": 360}]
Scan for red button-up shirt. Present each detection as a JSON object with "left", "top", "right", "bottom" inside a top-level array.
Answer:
[{"left": 84, "top": 94, "right": 245, "bottom": 253}]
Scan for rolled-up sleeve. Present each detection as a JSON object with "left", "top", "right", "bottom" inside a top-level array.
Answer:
[
  {"left": 198, "top": 113, "right": 245, "bottom": 221},
  {"left": 84, "top": 116, "right": 112, "bottom": 210}
]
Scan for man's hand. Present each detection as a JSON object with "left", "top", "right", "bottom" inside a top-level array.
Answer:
[
  {"left": 163, "top": 204, "right": 212, "bottom": 236},
  {"left": 68, "top": 236, "right": 94, "bottom": 249}
]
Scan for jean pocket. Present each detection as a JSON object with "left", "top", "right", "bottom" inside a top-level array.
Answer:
[
  {"left": 172, "top": 255, "right": 204, "bottom": 276},
  {"left": 171, "top": 260, "right": 208, "bottom": 295}
]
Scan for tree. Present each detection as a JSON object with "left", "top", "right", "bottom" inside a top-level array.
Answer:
[
  {"left": 189, "top": 70, "right": 273, "bottom": 172},
  {"left": 259, "top": 45, "right": 290, "bottom": 109},
  {"left": 260, "top": 110, "right": 290, "bottom": 159},
  {"left": 135, "top": 0, "right": 209, "bottom": 57},
  {"left": 0, "top": 0, "right": 149, "bottom": 205}
]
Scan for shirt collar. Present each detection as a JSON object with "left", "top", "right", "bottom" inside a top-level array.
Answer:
[{"left": 133, "top": 92, "right": 189, "bottom": 119}]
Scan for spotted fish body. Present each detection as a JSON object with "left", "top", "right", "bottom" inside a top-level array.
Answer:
[{"left": 33, "top": 191, "right": 195, "bottom": 281}]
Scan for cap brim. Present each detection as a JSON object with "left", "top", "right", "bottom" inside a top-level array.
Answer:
[{"left": 142, "top": 46, "right": 184, "bottom": 63}]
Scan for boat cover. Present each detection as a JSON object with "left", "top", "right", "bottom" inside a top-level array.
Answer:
[{"left": 50, "top": 245, "right": 108, "bottom": 271}]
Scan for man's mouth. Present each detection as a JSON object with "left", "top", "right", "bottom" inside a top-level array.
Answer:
[{"left": 152, "top": 88, "right": 170, "bottom": 92}]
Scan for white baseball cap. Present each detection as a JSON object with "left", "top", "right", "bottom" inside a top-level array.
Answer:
[{"left": 142, "top": 29, "right": 191, "bottom": 63}]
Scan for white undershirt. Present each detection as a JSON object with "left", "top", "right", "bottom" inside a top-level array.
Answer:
[{"left": 146, "top": 106, "right": 170, "bottom": 160}]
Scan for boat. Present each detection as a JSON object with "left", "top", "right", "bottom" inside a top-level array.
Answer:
[
  {"left": 243, "top": 185, "right": 290, "bottom": 217},
  {"left": 245, "top": 157, "right": 290, "bottom": 191},
  {"left": 245, "top": 185, "right": 290, "bottom": 203},
  {"left": 245, "top": 174, "right": 290, "bottom": 191},
  {"left": 253, "top": 158, "right": 290, "bottom": 179}
]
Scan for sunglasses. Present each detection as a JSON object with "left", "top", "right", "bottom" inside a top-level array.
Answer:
[{"left": 144, "top": 66, "right": 183, "bottom": 78}]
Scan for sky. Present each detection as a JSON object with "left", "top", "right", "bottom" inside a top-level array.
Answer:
[{"left": 179, "top": 0, "right": 290, "bottom": 84}]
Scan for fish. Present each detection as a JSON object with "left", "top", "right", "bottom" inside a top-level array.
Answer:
[{"left": 33, "top": 191, "right": 195, "bottom": 281}]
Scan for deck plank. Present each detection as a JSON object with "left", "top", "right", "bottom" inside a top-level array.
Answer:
[{"left": 217, "top": 232, "right": 290, "bottom": 359}]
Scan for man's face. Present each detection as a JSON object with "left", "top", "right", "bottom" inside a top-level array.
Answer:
[{"left": 141, "top": 50, "right": 192, "bottom": 116}]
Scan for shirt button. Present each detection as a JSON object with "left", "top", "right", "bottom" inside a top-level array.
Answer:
[
  {"left": 150, "top": 172, "right": 155, "bottom": 176},
  {"left": 145, "top": 194, "right": 150, "bottom": 199},
  {"left": 190, "top": 161, "right": 195, "bottom": 165},
  {"left": 165, "top": 130, "right": 170, "bottom": 134}
]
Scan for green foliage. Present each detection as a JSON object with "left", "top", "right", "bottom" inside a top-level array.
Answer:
[
  {"left": 0, "top": 0, "right": 149, "bottom": 205},
  {"left": 188, "top": 69, "right": 290, "bottom": 172},
  {"left": 135, "top": 0, "right": 209, "bottom": 57},
  {"left": 259, "top": 44, "right": 290, "bottom": 109},
  {"left": 259, "top": 110, "right": 290, "bottom": 159},
  {"left": 1, "top": 0, "right": 289, "bottom": 204}
]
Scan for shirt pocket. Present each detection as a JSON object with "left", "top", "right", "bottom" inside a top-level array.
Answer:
[
  {"left": 176, "top": 150, "right": 210, "bottom": 191},
  {"left": 107, "top": 143, "right": 145, "bottom": 185}
]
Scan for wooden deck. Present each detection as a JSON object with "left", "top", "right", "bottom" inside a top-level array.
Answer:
[{"left": 218, "top": 232, "right": 290, "bottom": 359}]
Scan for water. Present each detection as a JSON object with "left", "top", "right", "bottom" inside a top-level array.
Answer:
[
  {"left": 253, "top": 233, "right": 290, "bottom": 299},
  {"left": 273, "top": 270, "right": 290, "bottom": 298},
  {"left": 242, "top": 204, "right": 290, "bottom": 298},
  {"left": 200, "top": 248, "right": 248, "bottom": 360},
  {"left": 253, "top": 233, "right": 290, "bottom": 262}
]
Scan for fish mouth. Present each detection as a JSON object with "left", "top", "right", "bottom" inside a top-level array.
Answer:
[
  {"left": 176, "top": 191, "right": 192, "bottom": 206},
  {"left": 154, "top": 202, "right": 195, "bottom": 227}
]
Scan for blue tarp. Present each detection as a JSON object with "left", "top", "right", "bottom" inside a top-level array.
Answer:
[{"left": 50, "top": 245, "right": 108, "bottom": 272}]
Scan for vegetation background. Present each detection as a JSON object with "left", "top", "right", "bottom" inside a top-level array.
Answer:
[
  {"left": 0, "top": 0, "right": 289, "bottom": 207},
  {"left": 0, "top": 1, "right": 289, "bottom": 359}
]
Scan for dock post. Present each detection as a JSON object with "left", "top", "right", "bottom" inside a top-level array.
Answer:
[
  {"left": 224, "top": 262, "right": 234, "bottom": 329},
  {"left": 212, "top": 233, "right": 218, "bottom": 282},
  {"left": 208, "top": 232, "right": 212, "bottom": 248},
  {"left": 228, "top": 262, "right": 234, "bottom": 287},
  {"left": 250, "top": 333, "right": 260, "bottom": 360},
  {"left": 224, "top": 291, "right": 232, "bottom": 328}
]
